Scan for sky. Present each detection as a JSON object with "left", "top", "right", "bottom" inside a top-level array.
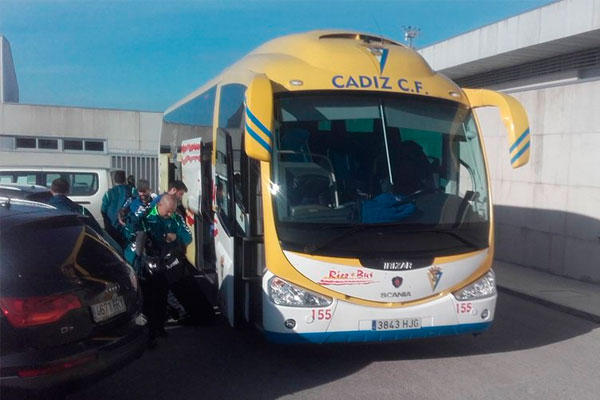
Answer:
[{"left": 1, "top": 0, "right": 556, "bottom": 112}]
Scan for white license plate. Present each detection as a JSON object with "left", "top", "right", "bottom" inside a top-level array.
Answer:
[
  {"left": 91, "top": 296, "right": 126, "bottom": 323},
  {"left": 372, "top": 318, "right": 421, "bottom": 331}
]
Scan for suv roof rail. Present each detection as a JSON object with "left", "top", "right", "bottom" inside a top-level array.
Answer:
[{"left": 0, "top": 196, "right": 55, "bottom": 209}]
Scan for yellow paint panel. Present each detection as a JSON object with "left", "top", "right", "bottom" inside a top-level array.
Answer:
[
  {"left": 463, "top": 88, "right": 530, "bottom": 168},
  {"left": 244, "top": 74, "right": 273, "bottom": 162}
]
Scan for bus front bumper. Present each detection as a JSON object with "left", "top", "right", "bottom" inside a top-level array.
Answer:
[{"left": 263, "top": 283, "right": 496, "bottom": 344}]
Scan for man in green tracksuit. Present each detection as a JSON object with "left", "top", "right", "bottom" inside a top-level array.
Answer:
[
  {"left": 125, "top": 194, "right": 191, "bottom": 346},
  {"left": 101, "top": 170, "right": 132, "bottom": 248}
]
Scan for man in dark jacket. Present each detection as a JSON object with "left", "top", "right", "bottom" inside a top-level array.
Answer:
[
  {"left": 48, "top": 178, "right": 123, "bottom": 253},
  {"left": 49, "top": 177, "right": 103, "bottom": 229}
]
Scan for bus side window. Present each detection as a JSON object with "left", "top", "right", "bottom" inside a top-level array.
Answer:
[
  {"left": 215, "top": 129, "right": 232, "bottom": 230},
  {"left": 218, "top": 83, "right": 247, "bottom": 234}
]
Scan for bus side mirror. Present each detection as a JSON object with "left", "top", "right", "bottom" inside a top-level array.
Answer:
[
  {"left": 463, "top": 88, "right": 531, "bottom": 168},
  {"left": 244, "top": 74, "right": 273, "bottom": 162}
]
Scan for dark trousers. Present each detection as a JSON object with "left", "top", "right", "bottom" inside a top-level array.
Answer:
[
  {"left": 140, "top": 274, "right": 169, "bottom": 337},
  {"left": 103, "top": 218, "right": 127, "bottom": 250}
]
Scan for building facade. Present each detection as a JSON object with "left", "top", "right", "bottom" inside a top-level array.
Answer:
[
  {"left": 420, "top": 0, "right": 600, "bottom": 283},
  {"left": 0, "top": 35, "right": 161, "bottom": 190}
]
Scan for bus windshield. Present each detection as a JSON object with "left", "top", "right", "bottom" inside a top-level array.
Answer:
[{"left": 271, "top": 92, "right": 490, "bottom": 258}]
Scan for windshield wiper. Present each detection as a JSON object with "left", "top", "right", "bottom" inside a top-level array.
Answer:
[
  {"left": 304, "top": 223, "right": 481, "bottom": 255},
  {"left": 305, "top": 224, "right": 374, "bottom": 255},
  {"left": 432, "top": 229, "right": 480, "bottom": 249}
]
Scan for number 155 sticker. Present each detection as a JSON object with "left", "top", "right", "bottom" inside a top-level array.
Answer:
[
  {"left": 308, "top": 309, "right": 332, "bottom": 322},
  {"left": 456, "top": 303, "right": 473, "bottom": 314}
]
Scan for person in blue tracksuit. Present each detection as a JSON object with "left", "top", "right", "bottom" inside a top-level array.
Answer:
[{"left": 119, "top": 179, "right": 154, "bottom": 244}]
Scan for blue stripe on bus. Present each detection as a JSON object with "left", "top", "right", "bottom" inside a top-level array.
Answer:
[
  {"left": 509, "top": 128, "right": 530, "bottom": 153},
  {"left": 379, "top": 48, "right": 389, "bottom": 74},
  {"left": 246, "top": 107, "right": 272, "bottom": 139},
  {"left": 510, "top": 141, "right": 530, "bottom": 165},
  {"left": 264, "top": 322, "right": 492, "bottom": 344},
  {"left": 246, "top": 122, "right": 272, "bottom": 153}
]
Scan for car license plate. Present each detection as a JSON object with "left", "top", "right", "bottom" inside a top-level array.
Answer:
[
  {"left": 372, "top": 318, "right": 421, "bottom": 331},
  {"left": 91, "top": 296, "right": 126, "bottom": 323}
]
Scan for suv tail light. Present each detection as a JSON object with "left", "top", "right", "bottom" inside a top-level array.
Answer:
[{"left": 0, "top": 294, "right": 83, "bottom": 328}]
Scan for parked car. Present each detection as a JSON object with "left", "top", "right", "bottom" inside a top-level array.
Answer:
[
  {"left": 0, "top": 198, "right": 146, "bottom": 399},
  {"left": 0, "top": 184, "right": 52, "bottom": 203},
  {"left": 0, "top": 167, "right": 117, "bottom": 227}
]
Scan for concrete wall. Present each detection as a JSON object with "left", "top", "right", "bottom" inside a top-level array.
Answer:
[
  {"left": 0, "top": 103, "right": 161, "bottom": 168},
  {"left": 476, "top": 80, "right": 600, "bottom": 282}
]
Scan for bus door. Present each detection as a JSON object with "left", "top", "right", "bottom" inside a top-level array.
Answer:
[
  {"left": 181, "top": 137, "right": 203, "bottom": 269},
  {"left": 213, "top": 129, "right": 237, "bottom": 326},
  {"left": 213, "top": 128, "right": 261, "bottom": 327}
]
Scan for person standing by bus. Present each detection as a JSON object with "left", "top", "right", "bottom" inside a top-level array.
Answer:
[
  {"left": 101, "top": 170, "right": 131, "bottom": 248},
  {"left": 151, "top": 180, "right": 188, "bottom": 211},
  {"left": 119, "top": 179, "right": 154, "bottom": 242},
  {"left": 127, "top": 174, "right": 137, "bottom": 197},
  {"left": 49, "top": 177, "right": 103, "bottom": 231},
  {"left": 132, "top": 194, "right": 192, "bottom": 346},
  {"left": 49, "top": 177, "right": 123, "bottom": 254}
]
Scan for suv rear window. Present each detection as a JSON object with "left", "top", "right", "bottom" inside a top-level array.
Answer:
[{"left": 0, "top": 218, "right": 85, "bottom": 296}]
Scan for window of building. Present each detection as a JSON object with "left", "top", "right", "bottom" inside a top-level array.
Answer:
[
  {"left": 38, "top": 139, "right": 59, "bottom": 150},
  {"left": 64, "top": 140, "right": 84, "bottom": 151},
  {"left": 7, "top": 136, "right": 105, "bottom": 153},
  {"left": 84, "top": 140, "right": 104, "bottom": 152},
  {"left": 15, "top": 137, "right": 36, "bottom": 149}
]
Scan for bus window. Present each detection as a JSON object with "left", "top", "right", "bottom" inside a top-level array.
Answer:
[
  {"left": 272, "top": 93, "right": 490, "bottom": 254},
  {"left": 215, "top": 129, "right": 232, "bottom": 226},
  {"left": 217, "top": 83, "right": 247, "bottom": 233},
  {"left": 161, "top": 86, "right": 217, "bottom": 173}
]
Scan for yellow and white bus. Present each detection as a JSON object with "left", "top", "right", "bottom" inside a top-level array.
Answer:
[{"left": 159, "top": 31, "right": 530, "bottom": 343}]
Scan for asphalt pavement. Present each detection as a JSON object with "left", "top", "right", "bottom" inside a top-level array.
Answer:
[
  {"left": 494, "top": 260, "right": 600, "bottom": 323},
  {"left": 58, "top": 258, "right": 600, "bottom": 400}
]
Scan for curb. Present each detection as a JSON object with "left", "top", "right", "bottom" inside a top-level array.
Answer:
[{"left": 498, "top": 285, "right": 600, "bottom": 324}]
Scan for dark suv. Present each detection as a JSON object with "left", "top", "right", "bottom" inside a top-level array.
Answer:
[
  {"left": 0, "top": 184, "right": 52, "bottom": 203},
  {"left": 0, "top": 198, "right": 146, "bottom": 398}
]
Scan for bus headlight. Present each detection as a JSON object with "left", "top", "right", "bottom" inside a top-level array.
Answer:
[
  {"left": 453, "top": 270, "right": 496, "bottom": 301},
  {"left": 268, "top": 276, "right": 332, "bottom": 307}
]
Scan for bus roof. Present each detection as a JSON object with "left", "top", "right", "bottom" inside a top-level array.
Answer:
[{"left": 165, "top": 30, "right": 467, "bottom": 114}]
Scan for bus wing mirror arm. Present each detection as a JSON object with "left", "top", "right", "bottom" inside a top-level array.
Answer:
[
  {"left": 463, "top": 88, "right": 531, "bottom": 169},
  {"left": 244, "top": 74, "right": 273, "bottom": 162}
]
